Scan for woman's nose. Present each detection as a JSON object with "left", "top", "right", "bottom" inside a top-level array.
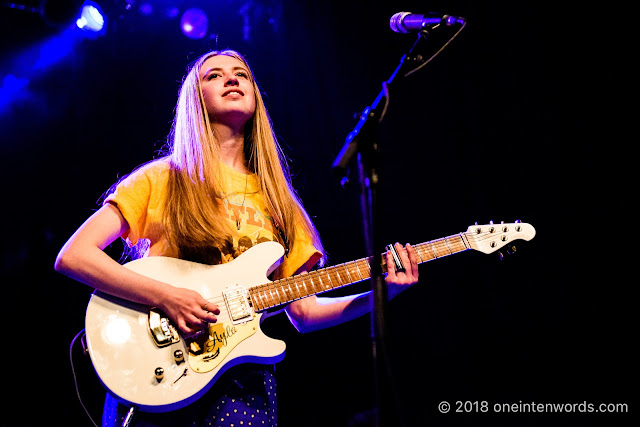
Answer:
[{"left": 225, "top": 76, "right": 239, "bottom": 86}]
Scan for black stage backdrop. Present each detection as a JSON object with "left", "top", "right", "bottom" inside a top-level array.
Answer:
[{"left": 0, "top": 1, "right": 633, "bottom": 426}]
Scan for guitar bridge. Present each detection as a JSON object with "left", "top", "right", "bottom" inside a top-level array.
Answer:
[
  {"left": 149, "top": 309, "right": 180, "bottom": 347},
  {"left": 222, "top": 285, "right": 253, "bottom": 324}
]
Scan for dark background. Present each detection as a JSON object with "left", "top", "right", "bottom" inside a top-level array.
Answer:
[{"left": 1, "top": 0, "right": 633, "bottom": 426}]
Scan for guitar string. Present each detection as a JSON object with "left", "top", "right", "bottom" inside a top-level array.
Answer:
[{"left": 200, "top": 229, "right": 522, "bottom": 317}]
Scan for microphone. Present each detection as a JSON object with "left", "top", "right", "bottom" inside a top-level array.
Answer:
[{"left": 389, "top": 12, "right": 466, "bottom": 33}]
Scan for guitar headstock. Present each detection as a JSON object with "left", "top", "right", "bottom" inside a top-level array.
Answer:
[{"left": 466, "top": 221, "right": 536, "bottom": 254}]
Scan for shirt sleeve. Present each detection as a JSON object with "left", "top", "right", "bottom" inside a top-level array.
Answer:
[
  {"left": 103, "top": 162, "right": 159, "bottom": 246},
  {"left": 278, "top": 223, "right": 323, "bottom": 278}
]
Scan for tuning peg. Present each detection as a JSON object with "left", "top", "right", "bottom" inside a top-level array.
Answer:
[
  {"left": 498, "top": 251, "right": 504, "bottom": 261},
  {"left": 507, "top": 245, "right": 517, "bottom": 255},
  {"left": 489, "top": 220, "right": 494, "bottom": 225},
  {"left": 515, "top": 219, "right": 521, "bottom": 223}
]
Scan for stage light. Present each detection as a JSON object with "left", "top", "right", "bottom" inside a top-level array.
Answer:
[
  {"left": 180, "top": 8, "right": 208, "bottom": 39},
  {"left": 75, "top": 1, "right": 105, "bottom": 34},
  {"left": 139, "top": 2, "right": 152, "bottom": 16},
  {"left": 165, "top": 6, "right": 179, "bottom": 19}
]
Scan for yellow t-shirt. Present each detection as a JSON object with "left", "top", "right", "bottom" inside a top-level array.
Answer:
[{"left": 104, "top": 159, "right": 322, "bottom": 278}]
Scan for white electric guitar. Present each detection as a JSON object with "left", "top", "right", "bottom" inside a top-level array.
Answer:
[{"left": 85, "top": 221, "right": 535, "bottom": 412}]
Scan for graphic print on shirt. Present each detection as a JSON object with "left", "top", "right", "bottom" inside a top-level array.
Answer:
[{"left": 219, "top": 194, "right": 277, "bottom": 263}]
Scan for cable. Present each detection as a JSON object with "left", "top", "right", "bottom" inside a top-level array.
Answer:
[
  {"left": 404, "top": 21, "right": 467, "bottom": 78},
  {"left": 69, "top": 329, "right": 100, "bottom": 427}
]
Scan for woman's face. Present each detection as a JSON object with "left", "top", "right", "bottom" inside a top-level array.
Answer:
[{"left": 199, "top": 54, "right": 256, "bottom": 127}]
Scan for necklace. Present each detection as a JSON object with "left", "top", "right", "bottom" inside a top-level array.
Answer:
[{"left": 226, "top": 173, "right": 248, "bottom": 231}]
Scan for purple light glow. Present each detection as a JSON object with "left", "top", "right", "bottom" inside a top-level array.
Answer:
[
  {"left": 180, "top": 8, "right": 208, "bottom": 39},
  {"left": 165, "top": 7, "right": 179, "bottom": 19},
  {"left": 139, "top": 3, "right": 153, "bottom": 16}
]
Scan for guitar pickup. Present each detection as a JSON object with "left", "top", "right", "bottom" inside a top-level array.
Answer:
[
  {"left": 149, "top": 309, "right": 181, "bottom": 347},
  {"left": 223, "top": 285, "right": 253, "bottom": 324}
]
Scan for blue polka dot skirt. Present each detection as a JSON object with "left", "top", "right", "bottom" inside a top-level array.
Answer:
[{"left": 102, "top": 364, "right": 278, "bottom": 427}]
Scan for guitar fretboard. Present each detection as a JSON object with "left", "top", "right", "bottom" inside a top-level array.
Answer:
[{"left": 248, "top": 233, "right": 470, "bottom": 311}]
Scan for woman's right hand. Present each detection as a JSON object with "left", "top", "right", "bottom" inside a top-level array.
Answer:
[{"left": 158, "top": 286, "right": 220, "bottom": 335}]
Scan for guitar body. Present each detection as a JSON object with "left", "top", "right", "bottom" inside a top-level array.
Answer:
[{"left": 85, "top": 242, "right": 287, "bottom": 413}]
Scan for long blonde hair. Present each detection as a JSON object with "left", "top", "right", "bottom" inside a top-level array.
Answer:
[{"left": 162, "top": 49, "right": 325, "bottom": 269}]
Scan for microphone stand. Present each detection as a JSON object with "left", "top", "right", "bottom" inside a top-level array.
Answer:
[{"left": 332, "top": 29, "right": 432, "bottom": 427}]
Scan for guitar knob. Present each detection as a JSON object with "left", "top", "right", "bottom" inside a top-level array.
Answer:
[
  {"left": 155, "top": 367, "right": 164, "bottom": 382},
  {"left": 174, "top": 349, "right": 184, "bottom": 364}
]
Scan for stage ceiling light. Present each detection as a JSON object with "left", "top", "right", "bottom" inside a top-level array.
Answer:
[
  {"left": 75, "top": 0, "right": 106, "bottom": 34},
  {"left": 180, "top": 7, "right": 208, "bottom": 39}
]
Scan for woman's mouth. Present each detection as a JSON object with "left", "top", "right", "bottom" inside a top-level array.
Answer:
[{"left": 222, "top": 89, "right": 244, "bottom": 97}]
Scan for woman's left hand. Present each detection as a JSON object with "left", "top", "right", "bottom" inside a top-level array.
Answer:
[{"left": 385, "top": 243, "right": 419, "bottom": 299}]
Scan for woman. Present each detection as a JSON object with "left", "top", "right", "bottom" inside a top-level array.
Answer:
[{"left": 55, "top": 49, "right": 419, "bottom": 426}]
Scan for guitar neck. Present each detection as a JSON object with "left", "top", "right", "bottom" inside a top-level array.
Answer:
[{"left": 248, "top": 233, "right": 470, "bottom": 312}]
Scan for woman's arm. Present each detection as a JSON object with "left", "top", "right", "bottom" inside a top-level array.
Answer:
[
  {"left": 285, "top": 243, "right": 419, "bottom": 333},
  {"left": 54, "top": 203, "right": 218, "bottom": 334}
]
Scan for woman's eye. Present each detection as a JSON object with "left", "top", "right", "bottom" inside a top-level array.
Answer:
[
  {"left": 236, "top": 72, "right": 248, "bottom": 78},
  {"left": 207, "top": 73, "right": 221, "bottom": 80}
]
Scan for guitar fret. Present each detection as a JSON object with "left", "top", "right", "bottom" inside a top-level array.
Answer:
[
  {"left": 318, "top": 270, "right": 331, "bottom": 290},
  {"left": 310, "top": 274, "right": 320, "bottom": 293},
  {"left": 341, "top": 263, "right": 353, "bottom": 283},
  {"left": 327, "top": 267, "right": 339, "bottom": 289},
  {"left": 268, "top": 284, "right": 277, "bottom": 306},
  {"left": 295, "top": 276, "right": 307, "bottom": 299},
  {"left": 280, "top": 277, "right": 292, "bottom": 302},
  {"left": 256, "top": 284, "right": 269, "bottom": 309},
  {"left": 286, "top": 277, "right": 297, "bottom": 300},
  {"left": 285, "top": 278, "right": 297, "bottom": 299},
  {"left": 414, "top": 247, "right": 424, "bottom": 262},
  {"left": 308, "top": 271, "right": 320, "bottom": 292},
  {"left": 258, "top": 284, "right": 268, "bottom": 308},
  {"left": 444, "top": 238, "right": 453, "bottom": 254},
  {"left": 433, "top": 239, "right": 445, "bottom": 257},
  {"left": 288, "top": 277, "right": 299, "bottom": 298},
  {"left": 272, "top": 282, "right": 282, "bottom": 305},
  {"left": 460, "top": 232, "right": 472, "bottom": 249},
  {"left": 355, "top": 259, "right": 371, "bottom": 280},
  {"left": 335, "top": 264, "right": 348, "bottom": 286},
  {"left": 251, "top": 286, "right": 262, "bottom": 310},
  {"left": 429, "top": 242, "right": 438, "bottom": 259},
  {"left": 305, "top": 274, "right": 316, "bottom": 295},
  {"left": 307, "top": 274, "right": 319, "bottom": 294},
  {"left": 265, "top": 285, "right": 274, "bottom": 306},
  {"left": 301, "top": 275, "right": 311, "bottom": 295},
  {"left": 249, "top": 289, "right": 260, "bottom": 311},
  {"left": 345, "top": 261, "right": 360, "bottom": 282},
  {"left": 416, "top": 244, "right": 433, "bottom": 262},
  {"left": 436, "top": 239, "right": 449, "bottom": 257},
  {"left": 447, "top": 235, "right": 467, "bottom": 253}
]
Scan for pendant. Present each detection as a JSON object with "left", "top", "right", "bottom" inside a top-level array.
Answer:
[{"left": 236, "top": 217, "right": 241, "bottom": 230}]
